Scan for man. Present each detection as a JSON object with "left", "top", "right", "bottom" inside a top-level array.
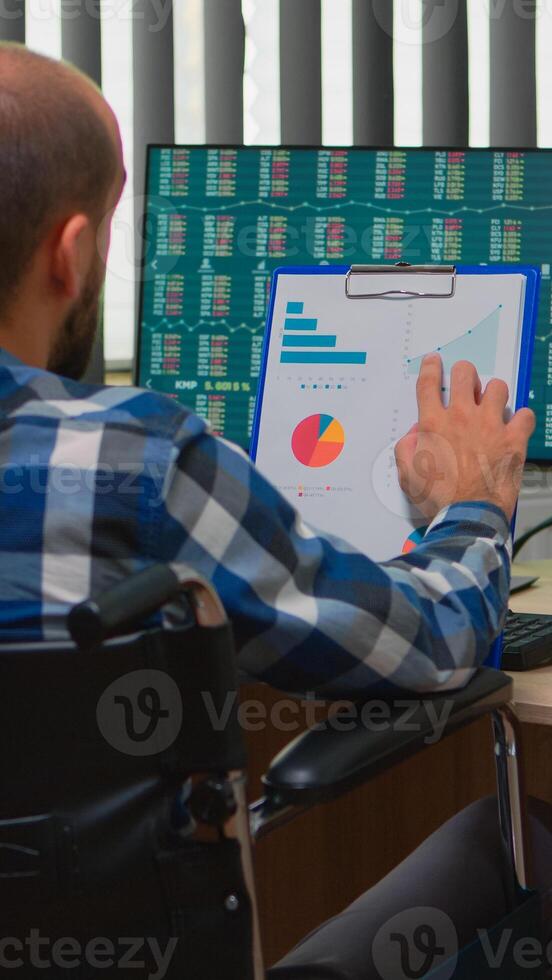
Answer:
[
  {"left": 0, "top": 43, "right": 549, "bottom": 979},
  {"left": 0, "top": 46, "right": 535, "bottom": 698}
]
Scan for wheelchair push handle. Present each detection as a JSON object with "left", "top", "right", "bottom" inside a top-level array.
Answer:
[{"left": 67, "top": 564, "right": 227, "bottom": 649}]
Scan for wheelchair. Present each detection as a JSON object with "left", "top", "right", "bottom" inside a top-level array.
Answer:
[{"left": 0, "top": 564, "right": 545, "bottom": 978}]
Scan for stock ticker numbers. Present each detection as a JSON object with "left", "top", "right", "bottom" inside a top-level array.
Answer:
[{"left": 138, "top": 147, "right": 552, "bottom": 457}]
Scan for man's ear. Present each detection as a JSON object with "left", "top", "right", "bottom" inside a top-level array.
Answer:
[{"left": 51, "top": 214, "right": 94, "bottom": 301}]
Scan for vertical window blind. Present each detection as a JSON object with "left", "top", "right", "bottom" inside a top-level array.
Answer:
[{"left": 2, "top": 0, "right": 547, "bottom": 369}]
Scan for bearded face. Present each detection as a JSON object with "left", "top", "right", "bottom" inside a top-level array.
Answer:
[{"left": 47, "top": 257, "right": 103, "bottom": 381}]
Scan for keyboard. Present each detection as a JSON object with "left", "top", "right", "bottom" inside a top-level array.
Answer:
[{"left": 502, "top": 610, "right": 552, "bottom": 671}]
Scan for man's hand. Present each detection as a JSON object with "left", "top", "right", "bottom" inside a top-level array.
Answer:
[{"left": 395, "top": 354, "right": 535, "bottom": 522}]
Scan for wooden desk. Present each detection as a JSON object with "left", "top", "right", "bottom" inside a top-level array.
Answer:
[{"left": 508, "top": 560, "right": 552, "bottom": 726}]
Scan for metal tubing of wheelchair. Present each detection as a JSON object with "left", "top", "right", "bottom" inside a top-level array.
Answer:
[
  {"left": 248, "top": 795, "right": 310, "bottom": 843},
  {"left": 232, "top": 774, "right": 265, "bottom": 979},
  {"left": 492, "top": 704, "right": 534, "bottom": 895}
]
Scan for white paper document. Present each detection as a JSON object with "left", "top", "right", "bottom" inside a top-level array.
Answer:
[{"left": 253, "top": 270, "right": 527, "bottom": 561}]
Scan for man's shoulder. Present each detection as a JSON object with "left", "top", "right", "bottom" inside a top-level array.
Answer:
[{"left": 2, "top": 359, "right": 208, "bottom": 446}]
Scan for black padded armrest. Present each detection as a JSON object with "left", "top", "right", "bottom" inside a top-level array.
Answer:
[{"left": 263, "top": 669, "right": 512, "bottom": 806}]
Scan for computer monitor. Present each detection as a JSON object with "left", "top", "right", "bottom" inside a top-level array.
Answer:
[{"left": 137, "top": 146, "right": 552, "bottom": 461}]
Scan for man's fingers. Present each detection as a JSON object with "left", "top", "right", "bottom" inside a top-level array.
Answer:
[
  {"left": 416, "top": 354, "right": 444, "bottom": 423},
  {"left": 449, "top": 360, "right": 481, "bottom": 407},
  {"left": 395, "top": 428, "right": 418, "bottom": 487},
  {"left": 508, "top": 407, "right": 536, "bottom": 445},
  {"left": 481, "top": 378, "right": 509, "bottom": 414}
]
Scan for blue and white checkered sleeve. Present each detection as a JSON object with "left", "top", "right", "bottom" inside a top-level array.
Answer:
[{"left": 159, "top": 425, "right": 511, "bottom": 699}]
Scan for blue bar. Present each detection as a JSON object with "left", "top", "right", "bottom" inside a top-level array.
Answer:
[
  {"left": 280, "top": 352, "right": 367, "bottom": 365},
  {"left": 284, "top": 317, "right": 317, "bottom": 331},
  {"left": 286, "top": 301, "right": 304, "bottom": 314},
  {"left": 283, "top": 334, "right": 337, "bottom": 348}
]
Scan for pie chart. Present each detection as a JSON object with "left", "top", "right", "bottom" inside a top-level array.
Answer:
[
  {"left": 291, "top": 414, "right": 345, "bottom": 467},
  {"left": 402, "top": 526, "right": 428, "bottom": 554}
]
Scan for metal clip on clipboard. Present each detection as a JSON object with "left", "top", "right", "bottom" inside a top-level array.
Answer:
[{"left": 345, "top": 262, "right": 457, "bottom": 300}]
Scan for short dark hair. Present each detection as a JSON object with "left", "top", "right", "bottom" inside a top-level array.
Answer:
[{"left": 0, "top": 44, "right": 118, "bottom": 316}]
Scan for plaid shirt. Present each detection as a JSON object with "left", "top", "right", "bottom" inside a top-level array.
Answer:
[{"left": 0, "top": 348, "right": 511, "bottom": 697}]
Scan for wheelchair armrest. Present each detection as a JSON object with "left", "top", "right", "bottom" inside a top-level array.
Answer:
[
  {"left": 67, "top": 563, "right": 227, "bottom": 648},
  {"left": 262, "top": 668, "right": 512, "bottom": 807}
]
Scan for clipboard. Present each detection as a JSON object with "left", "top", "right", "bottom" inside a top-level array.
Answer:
[
  {"left": 251, "top": 263, "right": 540, "bottom": 670},
  {"left": 345, "top": 263, "right": 457, "bottom": 299}
]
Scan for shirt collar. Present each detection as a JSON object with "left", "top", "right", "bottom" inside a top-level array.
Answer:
[{"left": 0, "top": 348, "right": 39, "bottom": 372}]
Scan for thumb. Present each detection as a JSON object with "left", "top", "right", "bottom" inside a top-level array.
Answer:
[
  {"left": 508, "top": 407, "right": 536, "bottom": 446},
  {"left": 395, "top": 424, "right": 419, "bottom": 482}
]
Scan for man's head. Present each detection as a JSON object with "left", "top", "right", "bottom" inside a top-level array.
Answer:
[{"left": 0, "top": 44, "right": 125, "bottom": 379}]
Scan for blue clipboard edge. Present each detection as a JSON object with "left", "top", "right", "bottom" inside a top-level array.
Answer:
[
  {"left": 455, "top": 264, "right": 541, "bottom": 666},
  {"left": 455, "top": 264, "right": 540, "bottom": 418},
  {"left": 250, "top": 263, "right": 541, "bottom": 669}
]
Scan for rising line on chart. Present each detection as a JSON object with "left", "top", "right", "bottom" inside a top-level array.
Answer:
[{"left": 405, "top": 306, "right": 501, "bottom": 378}]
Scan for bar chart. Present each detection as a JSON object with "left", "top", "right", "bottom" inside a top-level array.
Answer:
[{"left": 281, "top": 301, "right": 367, "bottom": 366}]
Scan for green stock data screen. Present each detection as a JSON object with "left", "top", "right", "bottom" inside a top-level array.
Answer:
[{"left": 137, "top": 146, "right": 552, "bottom": 460}]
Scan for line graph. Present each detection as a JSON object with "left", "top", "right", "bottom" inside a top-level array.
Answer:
[
  {"left": 146, "top": 197, "right": 552, "bottom": 221},
  {"left": 406, "top": 306, "right": 501, "bottom": 377},
  {"left": 142, "top": 317, "right": 263, "bottom": 335}
]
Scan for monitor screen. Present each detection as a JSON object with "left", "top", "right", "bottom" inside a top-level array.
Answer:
[{"left": 137, "top": 146, "right": 552, "bottom": 460}]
